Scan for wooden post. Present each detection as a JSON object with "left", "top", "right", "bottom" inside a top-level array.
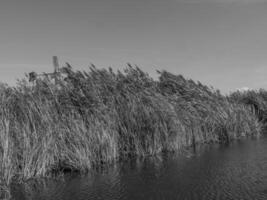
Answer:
[{"left": 53, "top": 56, "right": 59, "bottom": 84}]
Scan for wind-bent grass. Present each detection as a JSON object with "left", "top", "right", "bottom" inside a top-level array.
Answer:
[
  {"left": 0, "top": 64, "right": 262, "bottom": 198},
  {"left": 230, "top": 89, "right": 267, "bottom": 121}
]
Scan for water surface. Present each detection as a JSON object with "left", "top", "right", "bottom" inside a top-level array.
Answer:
[{"left": 12, "top": 137, "right": 267, "bottom": 200}]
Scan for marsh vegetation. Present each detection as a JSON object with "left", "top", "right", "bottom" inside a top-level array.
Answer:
[{"left": 0, "top": 64, "right": 264, "bottom": 199}]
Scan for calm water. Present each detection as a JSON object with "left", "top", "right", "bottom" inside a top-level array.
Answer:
[{"left": 11, "top": 137, "right": 267, "bottom": 200}]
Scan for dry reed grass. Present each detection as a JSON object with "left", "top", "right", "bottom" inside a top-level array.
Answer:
[{"left": 0, "top": 64, "right": 262, "bottom": 199}]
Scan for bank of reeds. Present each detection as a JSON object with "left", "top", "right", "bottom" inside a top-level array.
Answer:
[
  {"left": 0, "top": 64, "right": 262, "bottom": 198},
  {"left": 229, "top": 89, "right": 267, "bottom": 130}
]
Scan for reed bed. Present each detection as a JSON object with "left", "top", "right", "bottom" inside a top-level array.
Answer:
[
  {"left": 229, "top": 89, "right": 267, "bottom": 131},
  {"left": 0, "top": 64, "right": 262, "bottom": 198}
]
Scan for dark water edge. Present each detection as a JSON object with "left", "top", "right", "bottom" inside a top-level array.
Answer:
[{"left": 10, "top": 136, "right": 267, "bottom": 200}]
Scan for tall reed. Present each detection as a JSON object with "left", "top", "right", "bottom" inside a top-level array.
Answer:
[{"left": 0, "top": 65, "right": 262, "bottom": 198}]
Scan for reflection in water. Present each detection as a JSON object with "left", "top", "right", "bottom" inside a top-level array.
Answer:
[{"left": 11, "top": 137, "right": 267, "bottom": 200}]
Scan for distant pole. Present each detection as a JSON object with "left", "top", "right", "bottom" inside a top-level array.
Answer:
[{"left": 53, "top": 56, "right": 59, "bottom": 84}]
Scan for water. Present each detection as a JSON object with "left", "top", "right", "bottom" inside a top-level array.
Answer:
[{"left": 11, "top": 137, "right": 267, "bottom": 200}]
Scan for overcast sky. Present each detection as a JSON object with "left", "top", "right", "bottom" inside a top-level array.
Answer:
[{"left": 1, "top": 0, "right": 267, "bottom": 93}]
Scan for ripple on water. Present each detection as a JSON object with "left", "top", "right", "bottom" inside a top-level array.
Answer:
[{"left": 11, "top": 137, "right": 267, "bottom": 200}]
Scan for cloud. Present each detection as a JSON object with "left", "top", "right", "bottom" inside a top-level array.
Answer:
[{"left": 237, "top": 87, "right": 250, "bottom": 92}]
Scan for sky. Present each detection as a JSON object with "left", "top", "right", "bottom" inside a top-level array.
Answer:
[{"left": 1, "top": 0, "right": 267, "bottom": 93}]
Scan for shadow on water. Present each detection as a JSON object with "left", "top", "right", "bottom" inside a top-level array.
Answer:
[{"left": 11, "top": 137, "right": 267, "bottom": 200}]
